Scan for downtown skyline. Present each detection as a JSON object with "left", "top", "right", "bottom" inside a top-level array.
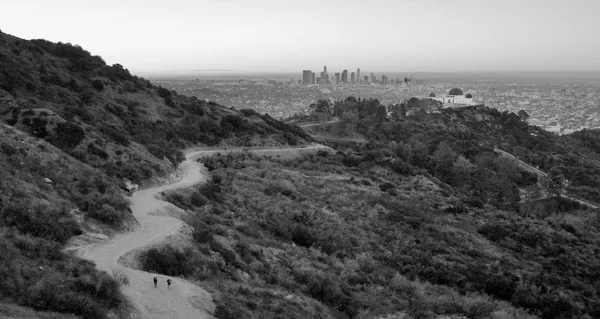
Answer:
[{"left": 3, "top": 0, "right": 600, "bottom": 75}]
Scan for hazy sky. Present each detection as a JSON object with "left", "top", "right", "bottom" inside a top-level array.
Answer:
[{"left": 3, "top": 0, "right": 600, "bottom": 74}]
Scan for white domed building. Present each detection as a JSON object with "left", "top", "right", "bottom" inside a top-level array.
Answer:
[{"left": 429, "top": 88, "right": 479, "bottom": 107}]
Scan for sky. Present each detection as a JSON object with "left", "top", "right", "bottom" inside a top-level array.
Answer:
[{"left": 3, "top": 0, "right": 600, "bottom": 75}]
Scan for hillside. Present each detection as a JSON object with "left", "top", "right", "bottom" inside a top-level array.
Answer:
[
  {"left": 3, "top": 29, "right": 600, "bottom": 319},
  {"left": 116, "top": 98, "right": 600, "bottom": 318},
  {"left": 0, "top": 30, "right": 310, "bottom": 318}
]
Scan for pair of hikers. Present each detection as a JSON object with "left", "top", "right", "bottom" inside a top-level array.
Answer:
[{"left": 153, "top": 275, "right": 171, "bottom": 289}]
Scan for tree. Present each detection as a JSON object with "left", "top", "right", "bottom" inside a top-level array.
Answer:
[
  {"left": 410, "top": 139, "right": 429, "bottom": 167},
  {"left": 544, "top": 167, "right": 565, "bottom": 197},
  {"left": 517, "top": 110, "right": 529, "bottom": 121},
  {"left": 309, "top": 99, "right": 332, "bottom": 114},
  {"left": 451, "top": 155, "right": 474, "bottom": 187}
]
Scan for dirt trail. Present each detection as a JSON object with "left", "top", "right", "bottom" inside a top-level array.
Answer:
[
  {"left": 75, "top": 144, "right": 333, "bottom": 318},
  {"left": 77, "top": 151, "right": 214, "bottom": 319}
]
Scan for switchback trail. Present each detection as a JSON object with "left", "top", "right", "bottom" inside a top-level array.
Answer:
[{"left": 75, "top": 143, "right": 333, "bottom": 319}]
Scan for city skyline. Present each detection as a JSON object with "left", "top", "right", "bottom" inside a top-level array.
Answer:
[{"left": 3, "top": 0, "right": 600, "bottom": 74}]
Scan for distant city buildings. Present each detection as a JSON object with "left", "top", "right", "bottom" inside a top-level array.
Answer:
[
  {"left": 301, "top": 66, "right": 426, "bottom": 87},
  {"left": 302, "top": 70, "right": 315, "bottom": 85}
]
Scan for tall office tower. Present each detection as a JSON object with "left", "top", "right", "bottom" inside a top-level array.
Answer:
[
  {"left": 356, "top": 68, "right": 361, "bottom": 83},
  {"left": 335, "top": 73, "right": 340, "bottom": 85},
  {"left": 370, "top": 73, "right": 375, "bottom": 83},
  {"left": 351, "top": 72, "right": 355, "bottom": 83},
  {"left": 311, "top": 72, "right": 316, "bottom": 85},
  {"left": 342, "top": 70, "right": 348, "bottom": 83},
  {"left": 302, "top": 70, "right": 312, "bottom": 84},
  {"left": 322, "top": 66, "right": 329, "bottom": 84},
  {"left": 382, "top": 75, "right": 389, "bottom": 85},
  {"left": 364, "top": 75, "right": 369, "bottom": 83}
]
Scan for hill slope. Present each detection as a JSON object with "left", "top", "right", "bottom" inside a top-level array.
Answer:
[{"left": 0, "top": 30, "right": 310, "bottom": 318}]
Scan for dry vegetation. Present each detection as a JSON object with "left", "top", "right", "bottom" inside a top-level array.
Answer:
[{"left": 150, "top": 152, "right": 552, "bottom": 319}]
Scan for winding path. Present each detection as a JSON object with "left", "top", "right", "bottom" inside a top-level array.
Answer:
[
  {"left": 77, "top": 150, "right": 214, "bottom": 319},
  {"left": 75, "top": 144, "right": 333, "bottom": 318},
  {"left": 494, "top": 147, "right": 599, "bottom": 209},
  {"left": 299, "top": 118, "right": 340, "bottom": 128}
]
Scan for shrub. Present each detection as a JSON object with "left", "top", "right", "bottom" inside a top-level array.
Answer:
[
  {"left": 477, "top": 224, "right": 511, "bottom": 242},
  {"left": 316, "top": 149, "right": 329, "bottom": 157},
  {"left": 379, "top": 182, "right": 395, "bottom": 192},
  {"left": 291, "top": 224, "right": 316, "bottom": 247},
  {"left": 3, "top": 202, "right": 82, "bottom": 244},
  {"left": 48, "top": 122, "right": 85, "bottom": 150},
  {"left": 141, "top": 246, "right": 193, "bottom": 277},
  {"left": 191, "top": 221, "right": 214, "bottom": 244},
  {"left": 190, "top": 191, "right": 207, "bottom": 207},
  {"left": 92, "top": 79, "right": 104, "bottom": 91},
  {"left": 239, "top": 109, "right": 259, "bottom": 116},
  {"left": 198, "top": 182, "right": 222, "bottom": 202},
  {"left": 214, "top": 299, "right": 254, "bottom": 319},
  {"left": 0, "top": 142, "right": 18, "bottom": 156},
  {"left": 98, "top": 125, "right": 130, "bottom": 146}
]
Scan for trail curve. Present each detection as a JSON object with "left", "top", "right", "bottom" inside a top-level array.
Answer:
[
  {"left": 75, "top": 144, "right": 334, "bottom": 318},
  {"left": 77, "top": 150, "right": 214, "bottom": 319}
]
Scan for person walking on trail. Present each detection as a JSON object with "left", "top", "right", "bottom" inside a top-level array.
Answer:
[
  {"left": 153, "top": 275, "right": 158, "bottom": 288},
  {"left": 167, "top": 278, "right": 172, "bottom": 289}
]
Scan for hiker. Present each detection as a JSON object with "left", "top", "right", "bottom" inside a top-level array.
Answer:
[
  {"left": 167, "top": 278, "right": 172, "bottom": 289},
  {"left": 153, "top": 275, "right": 158, "bottom": 288}
]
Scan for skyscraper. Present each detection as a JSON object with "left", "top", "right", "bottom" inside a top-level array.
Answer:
[
  {"left": 356, "top": 68, "right": 361, "bottom": 84},
  {"left": 302, "top": 70, "right": 312, "bottom": 85},
  {"left": 351, "top": 72, "right": 355, "bottom": 83},
  {"left": 370, "top": 73, "right": 375, "bottom": 83},
  {"left": 311, "top": 72, "right": 316, "bottom": 85},
  {"left": 335, "top": 73, "right": 340, "bottom": 85},
  {"left": 342, "top": 70, "right": 348, "bottom": 83},
  {"left": 322, "top": 66, "right": 329, "bottom": 84}
]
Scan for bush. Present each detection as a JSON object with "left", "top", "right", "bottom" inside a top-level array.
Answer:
[
  {"left": 3, "top": 203, "right": 82, "bottom": 244},
  {"left": 477, "top": 224, "right": 511, "bottom": 242},
  {"left": 92, "top": 79, "right": 104, "bottom": 91},
  {"left": 141, "top": 246, "right": 193, "bottom": 277},
  {"left": 0, "top": 142, "right": 18, "bottom": 156},
  {"left": 191, "top": 221, "right": 214, "bottom": 244},
  {"left": 99, "top": 125, "right": 130, "bottom": 146},
  {"left": 379, "top": 182, "right": 395, "bottom": 192},
  {"left": 239, "top": 109, "right": 259, "bottom": 116},
  {"left": 316, "top": 149, "right": 329, "bottom": 157},
  {"left": 190, "top": 191, "right": 207, "bottom": 207},
  {"left": 214, "top": 299, "right": 254, "bottom": 319},
  {"left": 0, "top": 228, "right": 125, "bottom": 318},
  {"left": 48, "top": 122, "right": 85, "bottom": 150},
  {"left": 198, "top": 182, "right": 222, "bottom": 202}
]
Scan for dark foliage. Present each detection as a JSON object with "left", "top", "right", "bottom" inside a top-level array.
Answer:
[
  {"left": 47, "top": 122, "right": 85, "bottom": 150},
  {"left": 141, "top": 246, "right": 194, "bottom": 277}
]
